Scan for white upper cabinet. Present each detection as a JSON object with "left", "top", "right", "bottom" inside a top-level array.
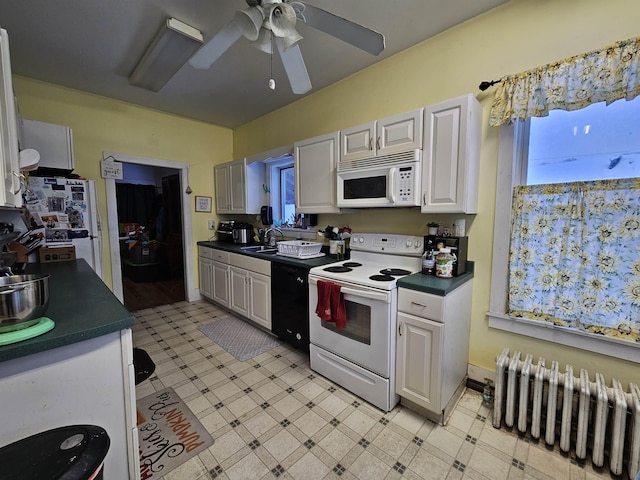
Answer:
[
  {"left": 0, "top": 29, "right": 21, "bottom": 208},
  {"left": 421, "top": 94, "right": 481, "bottom": 214},
  {"left": 294, "top": 131, "right": 340, "bottom": 214},
  {"left": 22, "top": 119, "right": 74, "bottom": 171},
  {"left": 215, "top": 158, "right": 266, "bottom": 214},
  {"left": 340, "top": 109, "right": 423, "bottom": 162}
]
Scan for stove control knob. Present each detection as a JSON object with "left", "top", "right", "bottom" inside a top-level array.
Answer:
[
  {"left": 358, "top": 236, "right": 364, "bottom": 243},
  {"left": 414, "top": 240, "right": 422, "bottom": 249},
  {"left": 406, "top": 240, "right": 412, "bottom": 247}
]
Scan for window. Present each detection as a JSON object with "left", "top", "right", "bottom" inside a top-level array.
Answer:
[
  {"left": 526, "top": 96, "right": 640, "bottom": 185},
  {"left": 488, "top": 98, "right": 640, "bottom": 361},
  {"left": 280, "top": 165, "right": 295, "bottom": 223}
]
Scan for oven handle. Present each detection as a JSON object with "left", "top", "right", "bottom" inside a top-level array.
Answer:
[
  {"left": 309, "top": 276, "right": 391, "bottom": 303},
  {"left": 340, "top": 286, "right": 390, "bottom": 302}
]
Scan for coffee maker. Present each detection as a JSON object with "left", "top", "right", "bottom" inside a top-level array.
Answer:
[{"left": 424, "top": 235, "right": 468, "bottom": 276}]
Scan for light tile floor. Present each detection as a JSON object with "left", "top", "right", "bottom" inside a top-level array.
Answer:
[{"left": 133, "top": 300, "right": 622, "bottom": 480}]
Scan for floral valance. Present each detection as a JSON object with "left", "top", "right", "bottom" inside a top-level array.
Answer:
[{"left": 489, "top": 36, "right": 640, "bottom": 126}]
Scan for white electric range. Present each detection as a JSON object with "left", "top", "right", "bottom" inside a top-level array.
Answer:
[{"left": 308, "top": 233, "right": 424, "bottom": 411}]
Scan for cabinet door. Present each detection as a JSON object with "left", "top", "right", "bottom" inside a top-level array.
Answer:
[
  {"left": 294, "top": 132, "right": 340, "bottom": 214},
  {"left": 395, "top": 312, "right": 443, "bottom": 413},
  {"left": 0, "top": 30, "right": 21, "bottom": 208},
  {"left": 211, "top": 260, "right": 230, "bottom": 307},
  {"left": 214, "top": 164, "right": 230, "bottom": 214},
  {"left": 249, "top": 271, "right": 271, "bottom": 330},
  {"left": 228, "top": 159, "right": 247, "bottom": 213},
  {"left": 229, "top": 266, "right": 249, "bottom": 317},
  {"left": 377, "top": 109, "right": 423, "bottom": 156},
  {"left": 422, "top": 94, "right": 480, "bottom": 213},
  {"left": 199, "top": 257, "right": 213, "bottom": 299},
  {"left": 340, "top": 121, "right": 375, "bottom": 162}
]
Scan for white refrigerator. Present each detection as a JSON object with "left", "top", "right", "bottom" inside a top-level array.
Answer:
[{"left": 24, "top": 177, "right": 102, "bottom": 278}]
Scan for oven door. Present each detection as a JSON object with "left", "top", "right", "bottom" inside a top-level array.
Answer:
[{"left": 308, "top": 275, "right": 395, "bottom": 377}]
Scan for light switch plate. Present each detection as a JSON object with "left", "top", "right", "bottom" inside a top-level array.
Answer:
[{"left": 208, "top": 220, "right": 215, "bottom": 230}]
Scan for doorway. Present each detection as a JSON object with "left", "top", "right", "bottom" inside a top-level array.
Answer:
[{"left": 104, "top": 152, "right": 196, "bottom": 307}]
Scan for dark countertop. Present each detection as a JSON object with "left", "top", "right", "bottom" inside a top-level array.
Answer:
[
  {"left": 397, "top": 263, "right": 474, "bottom": 296},
  {"left": 198, "top": 240, "right": 340, "bottom": 269},
  {"left": 0, "top": 259, "right": 135, "bottom": 363}
]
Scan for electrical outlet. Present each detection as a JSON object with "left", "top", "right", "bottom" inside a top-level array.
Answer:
[{"left": 208, "top": 220, "right": 215, "bottom": 230}]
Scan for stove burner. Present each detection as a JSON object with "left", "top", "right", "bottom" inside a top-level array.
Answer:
[
  {"left": 380, "top": 268, "right": 412, "bottom": 276},
  {"left": 324, "top": 266, "right": 353, "bottom": 273},
  {"left": 369, "top": 274, "right": 395, "bottom": 282},
  {"left": 342, "top": 262, "right": 362, "bottom": 268}
]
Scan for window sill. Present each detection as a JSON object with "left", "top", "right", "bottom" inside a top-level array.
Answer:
[
  {"left": 280, "top": 227, "right": 318, "bottom": 240},
  {"left": 488, "top": 312, "right": 640, "bottom": 363}
]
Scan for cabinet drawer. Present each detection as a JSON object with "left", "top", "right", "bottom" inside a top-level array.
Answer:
[
  {"left": 198, "top": 246, "right": 213, "bottom": 259},
  {"left": 210, "top": 249, "right": 230, "bottom": 263},
  {"left": 230, "top": 252, "right": 270, "bottom": 276},
  {"left": 398, "top": 288, "right": 443, "bottom": 322}
]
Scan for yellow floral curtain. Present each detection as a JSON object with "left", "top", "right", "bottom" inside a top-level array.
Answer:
[
  {"left": 490, "top": 36, "right": 640, "bottom": 126},
  {"left": 508, "top": 178, "right": 640, "bottom": 343}
]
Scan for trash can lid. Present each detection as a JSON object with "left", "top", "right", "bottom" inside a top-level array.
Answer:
[{"left": 0, "top": 424, "right": 110, "bottom": 480}]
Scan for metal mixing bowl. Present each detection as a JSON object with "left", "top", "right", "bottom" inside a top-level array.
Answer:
[{"left": 0, "top": 274, "right": 50, "bottom": 328}]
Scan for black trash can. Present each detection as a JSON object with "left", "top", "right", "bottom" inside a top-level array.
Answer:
[
  {"left": 0, "top": 424, "right": 110, "bottom": 480},
  {"left": 133, "top": 347, "right": 156, "bottom": 385}
]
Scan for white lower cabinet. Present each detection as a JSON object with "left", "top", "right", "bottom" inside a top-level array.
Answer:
[
  {"left": 199, "top": 256, "right": 213, "bottom": 299},
  {"left": 396, "top": 312, "right": 443, "bottom": 412},
  {"left": 0, "top": 330, "right": 138, "bottom": 479},
  {"left": 395, "top": 280, "right": 473, "bottom": 424},
  {"left": 199, "top": 246, "right": 271, "bottom": 330},
  {"left": 212, "top": 261, "right": 230, "bottom": 307}
]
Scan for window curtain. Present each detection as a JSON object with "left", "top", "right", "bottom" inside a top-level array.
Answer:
[
  {"left": 489, "top": 36, "right": 640, "bottom": 126},
  {"left": 508, "top": 178, "right": 640, "bottom": 343}
]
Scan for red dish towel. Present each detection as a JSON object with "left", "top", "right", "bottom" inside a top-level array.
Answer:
[{"left": 316, "top": 280, "right": 346, "bottom": 329}]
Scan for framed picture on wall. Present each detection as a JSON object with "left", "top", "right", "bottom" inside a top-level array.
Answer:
[{"left": 195, "top": 196, "right": 212, "bottom": 213}]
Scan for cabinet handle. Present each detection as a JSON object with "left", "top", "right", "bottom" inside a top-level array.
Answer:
[
  {"left": 423, "top": 193, "right": 426, "bottom": 206},
  {"left": 12, "top": 172, "right": 25, "bottom": 195},
  {"left": 411, "top": 301, "right": 427, "bottom": 309},
  {"left": 376, "top": 136, "right": 381, "bottom": 150},
  {"left": 398, "top": 322, "right": 402, "bottom": 336},
  {"left": 368, "top": 137, "right": 373, "bottom": 151}
]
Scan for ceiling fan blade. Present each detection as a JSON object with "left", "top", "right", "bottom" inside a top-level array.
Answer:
[
  {"left": 275, "top": 38, "right": 311, "bottom": 94},
  {"left": 189, "top": 20, "right": 242, "bottom": 69},
  {"left": 298, "top": 3, "right": 385, "bottom": 56}
]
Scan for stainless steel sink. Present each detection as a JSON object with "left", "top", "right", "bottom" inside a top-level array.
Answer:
[{"left": 240, "top": 245, "right": 278, "bottom": 254}]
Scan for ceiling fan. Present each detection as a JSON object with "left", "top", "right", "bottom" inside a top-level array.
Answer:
[{"left": 189, "top": 0, "right": 385, "bottom": 94}]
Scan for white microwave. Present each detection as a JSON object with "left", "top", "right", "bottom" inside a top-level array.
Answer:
[{"left": 336, "top": 150, "right": 422, "bottom": 208}]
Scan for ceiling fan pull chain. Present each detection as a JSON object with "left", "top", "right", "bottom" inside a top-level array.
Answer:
[{"left": 269, "top": 30, "right": 276, "bottom": 90}]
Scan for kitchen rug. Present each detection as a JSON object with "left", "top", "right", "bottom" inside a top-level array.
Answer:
[
  {"left": 198, "top": 314, "right": 280, "bottom": 361},
  {"left": 137, "top": 387, "right": 213, "bottom": 479}
]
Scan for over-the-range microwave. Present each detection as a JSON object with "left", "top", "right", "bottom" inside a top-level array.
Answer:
[{"left": 336, "top": 149, "right": 422, "bottom": 208}]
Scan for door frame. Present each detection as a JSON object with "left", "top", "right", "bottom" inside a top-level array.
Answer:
[{"left": 103, "top": 151, "right": 196, "bottom": 304}]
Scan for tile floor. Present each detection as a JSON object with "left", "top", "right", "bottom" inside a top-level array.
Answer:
[{"left": 133, "top": 300, "right": 622, "bottom": 480}]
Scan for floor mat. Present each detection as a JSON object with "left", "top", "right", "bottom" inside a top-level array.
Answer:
[
  {"left": 137, "top": 387, "right": 214, "bottom": 479},
  {"left": 198, "top": 314, "right": 280, "bottom": 361}
]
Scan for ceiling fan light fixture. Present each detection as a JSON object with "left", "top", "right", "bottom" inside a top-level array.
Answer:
[
  {"left": 269, "top": 3, "right": 297, "bottom": 37},
  {"left": 253, "top": 28, "right": 273, "bottom": 54},
  {"left": 130, "top": 18, "right": 203, "bottom": 92},
  {"left": 280, "top": 29, "right": 303, "bottom": 51},
  {"left": 235, "top": 6, "right": 265, "bottom": 41}
]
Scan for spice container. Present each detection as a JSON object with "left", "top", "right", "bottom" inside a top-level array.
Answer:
[{"left": 435, "top": 248, "right": 456, "bottom": 278}]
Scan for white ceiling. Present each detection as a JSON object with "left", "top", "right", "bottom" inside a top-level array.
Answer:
[{"left": 0, "top": 0, "right": 508, "bottom": 128}]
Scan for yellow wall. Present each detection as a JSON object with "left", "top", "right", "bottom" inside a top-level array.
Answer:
[
  {"left": 13, "top": 77, "right": 233, "bottom": 288},
  {"left": 233, "top": 0, "right": 640, "bottom": 383}
]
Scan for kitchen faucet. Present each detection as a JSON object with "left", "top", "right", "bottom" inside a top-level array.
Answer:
[{"left": 264, "top": 226, "right": 285, "bottom": 246}]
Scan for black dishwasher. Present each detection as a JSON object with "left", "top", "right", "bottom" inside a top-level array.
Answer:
[{"left": 271, "top": 262, "right": 310, "bottom": 351}]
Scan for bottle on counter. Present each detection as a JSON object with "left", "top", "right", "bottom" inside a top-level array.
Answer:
[{"left": 421, "top": 250, "right": 435, "bottom": 275}]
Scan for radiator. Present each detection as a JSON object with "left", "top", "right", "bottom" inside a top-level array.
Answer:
[{"left": 493, "top": 348, "right": 640, "bottom": 479}]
